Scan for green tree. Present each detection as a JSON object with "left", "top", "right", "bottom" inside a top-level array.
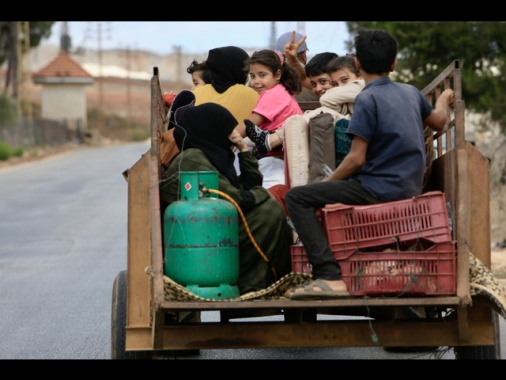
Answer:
[
  {"left": 1, "top": 21, "right": 55, "bottom": 95},
  {"left": 0, "top": 21, "right": 54, "bottom": 66},
  {"left": 345, "top": 22, "right": 506, "bottom": 132}
]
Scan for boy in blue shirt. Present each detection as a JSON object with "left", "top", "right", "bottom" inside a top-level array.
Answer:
[{"left": 284, "top": 28, "right": 455, "bottom": 300}]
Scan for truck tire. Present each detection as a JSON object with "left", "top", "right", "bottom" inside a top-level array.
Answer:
[
  {"left": 111, "top": 270, "right": 150, "bottom": 359},
  {"left": 111, "top": 270, "right": 200, "bottom": 359},
  {"left": 453, "top": 311, "right": 502, "bottom": 359}
]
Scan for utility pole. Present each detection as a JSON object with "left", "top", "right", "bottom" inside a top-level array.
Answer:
[
  {"left": 10, "top": 22, "right": 19, "bottom": 100},
  {"left": 297, "top": 21, "right": 306, "bottom": 35},
  {"left": 85, "top": 22, "right": 111, "bottom": 135},
  {"left": 61, "top": 21, "right": 71, "bottom": 52},
  {"left": 97, "top": 22, "right": 104, "bottom": 132},
  {"left": 17, "top": 21, "right": 32, "bottom": 129},
  {"left": 270, "top": 22, "right": 277, "bottom": 50},
  {"left": 15, "top": 22, "right": 22, "bottom": 115},
  {"left": 173, "top": 45, "right": 182, "bottom": 90},
  {"left": 21, "top": 21, "right": 32, "bottom": 123},
  {"left": 124, "top": 44, "right": 132, "bottom": 129}
]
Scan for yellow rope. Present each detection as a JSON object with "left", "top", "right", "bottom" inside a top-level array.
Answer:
[{"left": 203, "top": 188, "right": 277, "bottom": 281}]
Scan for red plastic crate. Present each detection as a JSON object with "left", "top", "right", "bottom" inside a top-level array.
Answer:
[
  {"left": 290, "top": 241, "right": 457, "bottom": 296},
  {"left": 291, "top": 243, "right": 312, "bottom": 274},
  {"left": 322, "top": 191, "right": 452, "bottom": 260}
]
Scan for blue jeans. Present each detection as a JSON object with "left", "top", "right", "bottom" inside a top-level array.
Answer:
[{"left": 285, "top": 179, "right": 382, "bottom": 281}]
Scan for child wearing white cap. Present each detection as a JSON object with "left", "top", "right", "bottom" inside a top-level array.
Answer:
[{"left": 276, "top": 31, "right": 318, "bottom": 102}]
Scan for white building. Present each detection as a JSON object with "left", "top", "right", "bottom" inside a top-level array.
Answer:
[{"left": 32, "top": 50, "right": 94, "bottom": 129}]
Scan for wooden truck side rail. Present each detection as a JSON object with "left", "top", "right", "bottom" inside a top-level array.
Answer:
[
  {"left": 117, "top": 62, "right": 499, "bottom": 357},
  {"left": 421, "top": 60, "right": 472, "bottom": 307}
]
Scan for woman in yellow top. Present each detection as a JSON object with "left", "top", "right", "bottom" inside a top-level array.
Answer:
[{"left": 192, "top": 46, "right": 259, "bottom": 138}]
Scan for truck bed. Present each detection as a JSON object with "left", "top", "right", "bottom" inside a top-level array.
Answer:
[{"left": 114, "top": 60, "right": 501, "bottom": 359}]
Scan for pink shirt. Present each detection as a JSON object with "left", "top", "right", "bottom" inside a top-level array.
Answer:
[{"left": 253, "top": 84, "right": 302, "bottom": 132}]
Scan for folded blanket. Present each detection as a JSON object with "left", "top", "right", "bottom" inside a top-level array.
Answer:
[
  {"left": 469, "top": 253, "right": 506, "bottom": 319},
  {"left": 162, "top": 271, "right": 311, "bottom": 302}
]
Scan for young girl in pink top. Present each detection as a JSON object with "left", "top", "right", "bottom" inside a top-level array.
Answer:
[{"left": 243, "top": 49, "right": 302, "bottom": 187}]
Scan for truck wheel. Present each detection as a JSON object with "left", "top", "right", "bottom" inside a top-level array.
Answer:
[
  {"left": 453, "top": 311, "right": 502, "bottom": 359},
  {"left": 111, "top": 270, "right": 150, "bottom": 359},
  {"left": 111, "top": 270, "right": 200, "bottom": 359}
]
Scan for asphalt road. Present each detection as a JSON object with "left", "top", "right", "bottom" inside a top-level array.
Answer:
[{"left": 0, "top": 141, "right": 504, "bottom": 360}]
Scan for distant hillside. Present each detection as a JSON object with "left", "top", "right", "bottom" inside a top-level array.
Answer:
[{"left": 30, "top": 43, "right": 210, "bottom": 86}]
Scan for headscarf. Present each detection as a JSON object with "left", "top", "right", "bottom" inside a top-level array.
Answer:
[
  {"left": 167, "top": 90, "right": 195, "bottom": 130},
  {"left": 206, "top": 46, "right": 249, "bottom": 93},
  {"left": 173, "top": 103, "right": 240, "bottom": 187}
]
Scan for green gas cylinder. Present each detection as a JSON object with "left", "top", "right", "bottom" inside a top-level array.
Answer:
[{"left": 163, "top": 171, "right": 240, "bottom": 299}]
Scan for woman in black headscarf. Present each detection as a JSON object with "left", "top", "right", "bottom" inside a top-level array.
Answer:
[
  {"left": 192, "top": 46, "right": 259, "bottom": 138},
  {"left": 205, "top": 46, "right": 249, "bottom": 93},
  {"left": 159, "top": 103, "right": 293, "bottom": 294}
]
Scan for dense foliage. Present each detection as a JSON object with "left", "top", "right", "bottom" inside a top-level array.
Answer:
[
  {"left": 0, "top": 93, "right": 17, "bottom": 123},
  {"left": 345, "top": 22, "right": 506, "bottom": 132},
  {"left": 1, "top": 21, "right": 54, "bottom": 98},
  {"left": 0, "top": 22, "right": 54, "bottom": 67}
]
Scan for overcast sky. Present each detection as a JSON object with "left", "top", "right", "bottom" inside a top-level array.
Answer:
[{"left": 46, "top": 22, "right": 351, "bottom": 58}]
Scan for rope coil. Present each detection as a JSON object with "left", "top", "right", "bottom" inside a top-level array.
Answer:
[{"left": 202, "top": 187, "right": 277, "bottom": 281}]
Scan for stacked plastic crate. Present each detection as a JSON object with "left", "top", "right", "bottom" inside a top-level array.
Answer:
[{"left": 290, "top": 191, "right": 457, "bottom": 296}]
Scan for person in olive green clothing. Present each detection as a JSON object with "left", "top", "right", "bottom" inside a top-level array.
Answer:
[{"left": 159, "top": 100, "right": 293, "bottom": 295}]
